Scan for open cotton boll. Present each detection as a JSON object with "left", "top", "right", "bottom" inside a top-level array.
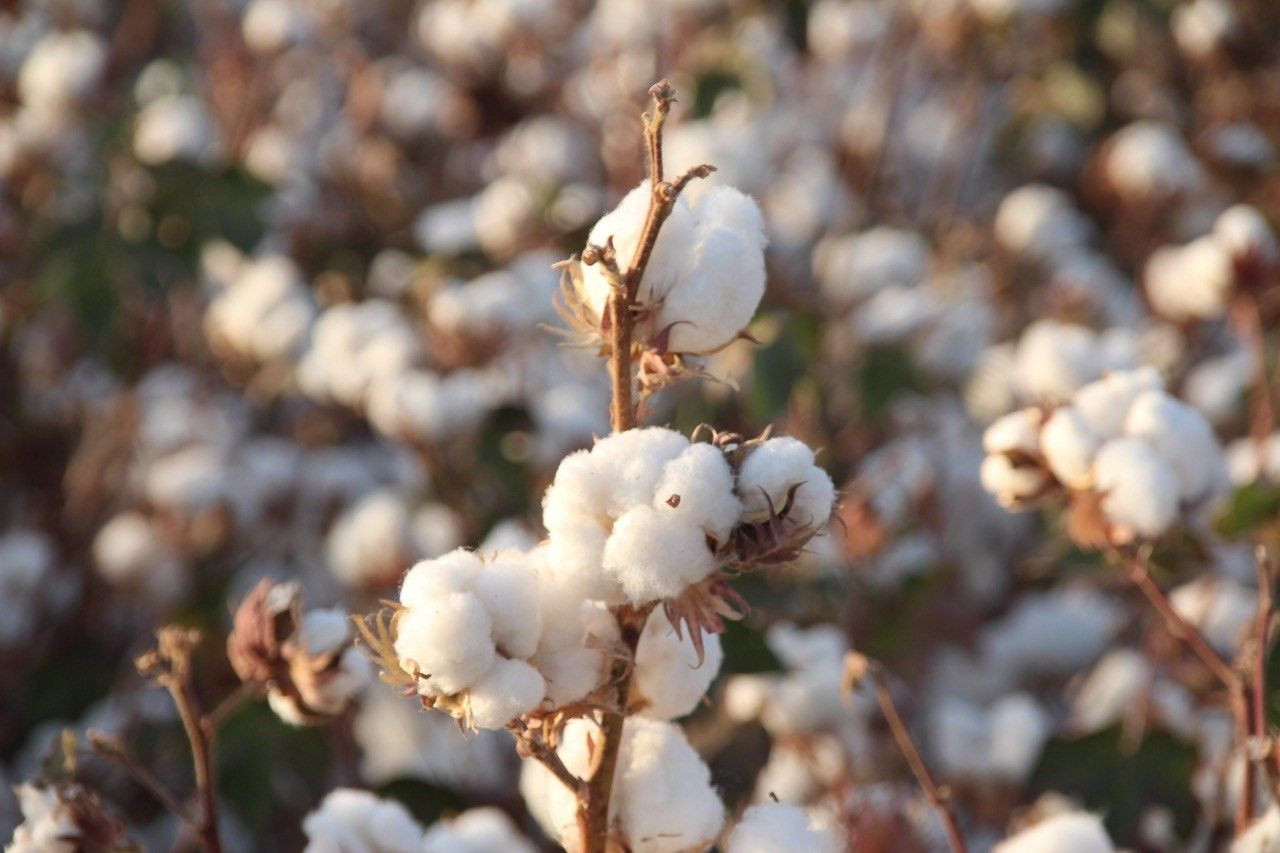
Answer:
[
  {"left": 995, "top": 810, "right": 1114, "bottom": 853},
  {"left": 983, "top": 408, "right": 1042, "bottom": 455},
  {"left": 654, "top": 186, "right": 767, "bottom": 354},
  {"left": 133, "top": 95, "right": 216, "bottom": 166},
  {"left": 204, "top": 254, "right": 315, "bottom": 363},
  {"left": 1144, "top": 237, "right": 1232, "bottom": 322},
  {"left": 602, "top": 506, "right": 717, "bottom": 604},
  {"left": 1105, "top": 121, "right": 1204, "bottom": 199},
  {"left": 1233, "top": 805, "right": 1280, "bottom": 853},
  {"left": 302, "top": 788, "right": 424, "bottom": 853},
  {"left": 1040, "top": 407, "right": 1100, "bottom": 489},
  {"left": 1071, "top": 366, "right": 1163, "bottom": 439},
  {"left": 633, "top": 608, "right": 723, "bottom": 719},
  {"left": 725, "top": 802, "right": 840, "bottom": 853},
  {"left": 326, "top": 490, "right": 412, "bottom": 588},
  {"left": 988, "top": 693, "right": 1052, "bottom": 783},
  {"left": 422, "top": 807, "right": 536, "bottom": 853},
  {"left": 1069, "top": 649, "right": 1153, "bottom": 734},
  {"left": 466, "top": 657, "right": 546, "bottom": 729},
  {"left": 92, "top": 511, "right": 185, "bottom": 602},
  {"left": 393, "top": 592, "right": 496, "bottom": 696},
  {"left": 399, "top": 549, "right": 483, "bottom": 608},
  {"left": 588, "top": 428, "right": 691, "bottom": 516},
  {"left": 1012, "top": 320, "right": 1103, "bottom": 403},
  {"left": 614, "top": 717, "right": 725, "bottom": 853},
  {"left": 994, "top": 184, "right": 1092, "bottom": 261},
  {"left": 1123, "top": 390, "right": 1224, "bottom": 501},
  {"left": 7, "top": 783, "right": 81, "bottom": 853},
  {"left": 1172, "top": 0, "right": 1237, "bottom": 59},
  {"left": 737, "top": 436, "right": 835, "bottom": 526},
  {"left": 18, "top": 30, "right": 106, "bottom": 110},
  {"left": 980, "top": 587, "right": 1122, "bottom": 680},
  {"left": 1215, "top": 204, "right": 1277, "bottom": 266},
  {"left": 651, "top": 442, "right": 742, "bottom": 543},
  {"left": 579, "top": 182, "right": 696, "bottom": 322},
  {"left": 1185, "top": 350, "right": 1252, "bottom": 425},
  {"left": 1170, "top": 578, "right": 1256, "bottom": 657},
  {"left": 471, "top": 552, "right": 542, "bottom": 659},
  {"left": 815, "top": 226, "right": 929, "bottom": 308},
  {"left": 1093, "top": 438, "right": 1180, "bottom": 542}
]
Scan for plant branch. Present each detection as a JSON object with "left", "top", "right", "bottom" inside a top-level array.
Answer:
[{"left": 84, "top": 732, "right": 193, "bottom": 826}]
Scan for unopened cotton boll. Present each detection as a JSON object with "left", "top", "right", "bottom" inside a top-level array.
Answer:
[
  {"left": 633, "top": 609, "right": 723, "bottom": 719},
  {"left": 1144, "top": 237, "right": 1233, "bottom": 322},
  {"left": 1122, "top": 390, "right": 1224, "bottom": 502},
  {"left": 603, "top": 505, "right": 717, "bottom": 604},
  {"left": 994, "top": 810, "right": 1114, "bottom": 853},
  {"left": 422, "top": 807, "right": 536, "bottom": 853},
  {"left": 994, "top": 184, "right": 1092, "bottom": 261},
  {"left": 1093, "top": 438, "right": 1179, "bottom": 542},
  {"left": 737, "top": 436, "right": 836, "bottom": 527},
  {"left": 302, "top": 788, "right": 424, "bottom": 853},
  {"left": 725, "top": 802, "right": 840, "bottom": 853}
]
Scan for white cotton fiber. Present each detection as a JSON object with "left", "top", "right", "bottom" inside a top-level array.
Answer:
[
  {"left": 1040, "top": 406, "right": 1099, "bottom": 489},
  {"left": 737, "top": 437, "right": 835, "bottom": 526},
  {"left": 393, "top": 591, "right": 496, "bottom": 695},
  {"left": 994, "top": 810, "right": 1114, "bottom": 853},
  {"left": 725, "top": 802, "right": 840, "bottom": 853},
  {"left": 633, "top": 608, "right": 723, "bottom": 719},
  {"left": 1093, "top": 438, "right": 1179, "bottom": 541},
  {"left": 652, "top": 442, "right": 742, "bottom": 543},
  {"left": 602, "top": 505, "right": 717, "bottom": 604},
  {"left": 466, "top": 657, "right": 546, "bottom": 729},
  {"left": 1123, "top": 390, "right": 1224, "bottom": 502}
]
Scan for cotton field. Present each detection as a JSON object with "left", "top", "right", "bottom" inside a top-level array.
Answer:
[{"left": 2, "top": 1, "right": 1280, "bottom": 851}]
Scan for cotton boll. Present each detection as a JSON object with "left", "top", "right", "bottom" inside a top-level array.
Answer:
[
  {"left": 983, "top": 408, "right": 1043, "bottom": 456},
  {"left": 656, "top": 186, "right": 767, "bottom": 354},
  {"left": 1172, "top": 0, "right": 1237, "bottom": 59},
  {"left": 302, "top": 788, "right": 424, "bottom": 853},
  {"left": 1071, "top": 366, "right": 1163, "bottom": 439},
  {"left": 981, "top": 587, "right": 1122, "bottom": 680},
  {"left": 737, "top": 437, "right": 836, "bottom": 526},
  {"left": 633, "top": 609, "right": 723, "bottom": 719},
  {"left": 652, "top": 442, "right": 742, "bottom": 543},
  {"left": 519, "top": 717, "right": 597, "bottom": 848},
  {"left": 242, "top": 0, "right": 307, "bottom": 53},
  {"left": 1013, "top": 320, "right": 1101, "bottom": 403},
  {"left": 540, "top": 518, "right": 620, "bottom": 604},
  {"left": 1184, "top": 350, "right": 1251, "bottom": 425},
  {"left": 1093, "top": 438, "right": 1180, "bottom": 541},
  {"left": 541, "top": 449, "right": 609, "bottom": 530},
  {"left": 994, "top": 184, "right": 1092, "bottom": 261},
  {"left": 92, "top": 511, "right": 185, "bottom": 602},
  {"left": 1123, "top": 390, "right": 1225, "bottom": 502},
  {"left": 422, "top": 807, "right": 536, "bottom": 853},
  {"left": 18, "top": 31, "right": 106, "bottom": 109},
  {"left": 1070, "top": 649, "right": 1153, "bottom": 734},
  {"left": 145, "top": 445, "right": 229, "bottom": 513},
  {"left": 988, "top": 693, "right": 1051, "bottom": 783},
  {"left": 472, "top": 552, "right": 542, "bottom": 659},
  {"left": 725, "top": 802, "right": 840, "bottom": 853},
  {"left": 1105, "top": 121, "right": 1204, "bottom": 199},
  {"left": 326, "top": 490, "right": 412, "bottom": 588},
  {"left": 1170, "top": 578, "right": 1256, "bottom": 657},
  {"left": 980, "top": 452, "right": 1049, "bottom": 509},
  {"left": 1233, "top": 805, "right": 1280, "bottom": 853},
  {"left": 602, "top": 506, "right": 717, "bottom": 604},
  {"left": 6, "top": 784, "right": 80, "bottom": 853},
  {"left": 393, "top": 592, "right": 496, "bottom": 695},
  {"left": 399, "top": 550, "right": 483, "bottom": 609},
  {"left": 1040, "top": 407, "right": 1100, "bottom": 489},
  {"left": 815, "top": 227, "right": 929, "bottom": 309},
  {"left": 995, "top": 810, "right": 1114, "bottom": 853},
  {"left": 614, "top": 717, "right": 725, "bottom": 853},
  {"left": 466, "top": 657, "right": 546, "bottom": 729},
  {"left": 204, "top": 254, "right": 316, "bottom": 364},
  {"left": 1144, "top": 237, "right": 1232, "bottom": 322},
  {"left": 1214, "top": 204, "right": 1277, "bottom": 266},
  {"left": 723, "top": 674, "right": 772, "bottom": 722},
  {"left": 590, "top": 428, "right": 690, "bottom": 517}
]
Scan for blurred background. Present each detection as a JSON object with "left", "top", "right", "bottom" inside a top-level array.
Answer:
[{"left": 2, "top": 0, "right": 1280, "bottom": 849}]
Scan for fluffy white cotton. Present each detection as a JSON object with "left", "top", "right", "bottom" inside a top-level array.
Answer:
[
  {"left": 92, "top": 511, "right": 185, "bottom": 602},
  {"left": 1040, "top": 407, "right": 1100, "bottom": 489},
  {"left": 18, "top": 30, "right": 106, "bottom": 110},
  {"left": 302, "top": 788, "right": 424, "bottom": 853},
  {"left": 1233, "top": 805, "right": 1280, "bottom": 853},
  {"left": 981, "top": 587, "right": 1123, "bottom": 680},
  {"left": 326, "top": 490, "right": 412, "bottom": 588},
  {"left": 394, "top": 591, "right": 497, "bottom": 695},
  {"left": 296, "top": 300, "right": 420, "bottom": 407},
  {"left": 614, "top": 717, "right": 725, "bottom": 852},
  {"left": 204, "top": 254, "right": 316, "bottom": 363},
  {"left": 651, "top": 442, "right": 743, "bottom": 544},
  {"left": 6, "top": 784, "right": 80, "bottom": 853},
  {"left": 1144, "top": 237, "right": 1233, "bottom": 322},
  {"left": 603, "top": 505, "right": 718, "bottom": 604},
  {"left": 466, "top": 657, "right": 546, "bottom": 729},
  {"left": 633, "top": 608, "right": 723, "bottom": 719},
  {"left": 815, "top": 226, "right": 929, "bottom": 308},
  {"left": 931, "top": 693, "right": 1050, "bottom": 784},
  {"left": 1172, "top": 0, "right": 1237, "bottom": 59},
  {"left": 995, "top": 184, "right": 1092, "bottom": 261},
  {"left": 995, "top": 810, "right": 1114, "bottom": 853},
  {"left": 980, "top": 409, "right": 1049, "bottom": 507},
  {"left": 737, "top": 436, "right": 836, "bottom": 527},
  {"left": 725, "top": 802, "right": 840, "bottom": 853},
  {"left": 1071, "top": 366, "right": 1163, "bottom": 439},
  {"left": 422, "top": 807, "right": 536, "bottom": 853},
  {"left": 1122, "top": 390, "right": 1224, "bottom": 501},
  {"left": 1093, "top": 438, "right": 1180, "bottom": 542},
  {"left": 983, "top": 408, "right": 1043, "bottom": 456},
  {"left": 472, "top": 551, "right": 543, "bottom": 658},
  {"left": 579, "top": 182, "right": 767, "bottom": 354},
  {"left": 133, "top": 95, "right": 216, "bottom": 165},
  {"left": 1105, "top": 121, "right": 1204, "bottom": 198},
  {"left": 1070, "top": 649, "right": 1154, "bottom": 734},
  {"left": 1170, "top": 578, "right": 1256, "bottom": 658},
  {"left": 1013, "top": 321, "right": 1109, "bottom": 404}
]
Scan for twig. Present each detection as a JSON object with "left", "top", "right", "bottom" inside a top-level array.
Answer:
[
  {"left": 1121, "top": 551, "right": 1253, "bottom": 834},
  {"left": 206, "top": 681, "right": 258, "bottom": 731},
  {"left": 858, "top": 660, "right": 966, "bottom": 853},
  {"left": 83, "top": 732, "right": 193, "bottom": 825}
]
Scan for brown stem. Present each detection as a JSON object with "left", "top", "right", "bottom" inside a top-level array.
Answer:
[
  {"left": 1230, "top": 294, "right": 1276, "bottom": 453},
  {"left": 869, "top": 666, "right": 966, "bottom": 853},
  {"left": 1122, "top": 553, "right": 1253, "bottom": 833},
  {"left": 206, "top": 681, "right": 258, "bottom": 731},
  {"left": 84, "top": 733, "right": 193, "bottom": 825}
]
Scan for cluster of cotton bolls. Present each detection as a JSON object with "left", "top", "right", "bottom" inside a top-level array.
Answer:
[{"left": 981, "top": 366, "right": 1227, "bottom": 544}]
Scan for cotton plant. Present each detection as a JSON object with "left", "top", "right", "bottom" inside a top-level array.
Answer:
[{"left": 355, "top": 81, "right": 837, "bottom": 853}]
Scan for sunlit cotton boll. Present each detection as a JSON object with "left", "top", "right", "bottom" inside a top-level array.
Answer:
[
  {"left": 133, "top": 95, "right": 217, "bottom": 166},
  {"left": 1144, "top": 237, "right": 1233, "bottom": 322},
  {"left": 602, "top": 505, "right": 718, "bottom": 604},
  {"left": 994, "top": 184, "right": 1092, "bottom": 261},
  {"left": 994, "top": 810, "right": 1115, "bottom": 853},
  {"left": 6, "top": 784, "right": 81, "bottom": 853},
  {"left": 301, "top": 788, "right": 424, "bottom": 853},
  {"left": 736, "top": 436, "right": 836, "bottom": 527},
  {"left": 1172, "top": 0, "right": 1237, "bottom": 59},
  {"left": 296, "top": 300, "right": 420, "bottom": 407},
  {"left": 1092, "top": 438, "right": 1180, "bottom": 542},
  {"left": 633, "top": 608, "right": 723, "bottom": 719},
  {"left": 268, "top": 609, "right": 372, "bottom": 725},
  {"left": 579, "top": 182, "right": 767, "bottom": 354},
  {"left": 980, "top": 408, "right": 1048, "bottom": 507},
  {"left": 92, "top": 511, "right": 186, "bottom": 604},
  {"left": 1214, "top": 204, "right": 1278, "bottom": 267},
  {"left": 1122, "top": 390, "right": 1225, "bottom": 502},
  {"left": 814, "top": 226, "right": 929, "bottom": 309},
  {"left": 520, "top": 717, "right": 724, "bottom": 853},
  {"left": 1104, "top": 121, "right": 1204, "bottom": 199},
  {"left": 421, "top": 807, "right": 536, "bottom": 853},
  {"left": 18, "top": 30, "right": 106, "bottom": 111},
  {"left": 725, "top": 802, "right": 840, "bottom": 853},
  {"left": 204, "top": 254, "right": 316, "bottom": 363},
  {"left": 326, "top": 490, "right": 413, "bottom": 589}
]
